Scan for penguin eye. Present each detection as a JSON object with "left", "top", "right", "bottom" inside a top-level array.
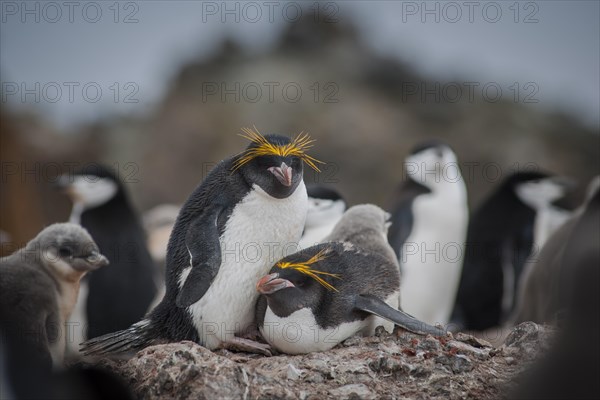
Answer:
[{"left": 58, "top": 247, "right": 73, "bottom": 258}]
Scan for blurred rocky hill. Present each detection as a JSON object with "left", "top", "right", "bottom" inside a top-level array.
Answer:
[{"left": 2, "top": 15, "right": 598, "bottom": 244}]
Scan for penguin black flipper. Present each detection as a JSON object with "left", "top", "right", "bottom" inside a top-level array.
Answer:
[
  {"left": 176, "top": 207, "right": 223, "bottom": 308},
  {"left": 354, "top": 294, "right": 447, "bottom": 337}
]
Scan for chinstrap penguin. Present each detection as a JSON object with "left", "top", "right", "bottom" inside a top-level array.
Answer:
[
  {"left": 256, "top": 204, "right": 446, "bottom": 355},
  {"left": 56, "top": 165, "right": 158, "bottom": 353},
  {"left": 452, "top": 171, "right": 573, "bottom": 331},
  {"left": 511, "top": 176, "right": 598, "bottom": 325},
  {"left": 0, "top": 223, "right": 108, "bottom": 369},
  {"left": 298, "top": 185, "right": 346, "bottom": 249},
  {"left": 515, "top": 175, "right": 575, "bottom": 247},
  {"left": 81, "top": 128, "right": 320, "bottom": 356},
  {"left": 387, "top": 140, "right": 468, "bottom": 326}
]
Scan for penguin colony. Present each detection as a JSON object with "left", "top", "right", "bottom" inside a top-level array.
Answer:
[{"left": 1, "top": 127, "right": 597, "bottom": 396}]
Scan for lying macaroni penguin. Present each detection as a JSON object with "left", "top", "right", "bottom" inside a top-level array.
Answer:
[
  {"left": 256, "top": 205, "right": 446, "bottom": 354},
  {"left": 81, "top": 128, "right": 321, "bottom": 356}
]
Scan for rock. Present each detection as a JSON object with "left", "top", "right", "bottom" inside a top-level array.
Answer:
[
  {"left": 329, "top": 383, "right": 375, "bottom": 399},
  {"left": 501, "top": 322, "right": 555, "bottom": 362},
  {"left": 287, "top": 364, "right": 304, "bottom": 381},
  {"left": 89, "top": 323, "right": 554, "bottom": 399},
  {"left": 504, "top": 322, "right": 541, "bottom": 347},
  {"left": 445, "top": 340, "right": 491, "bottom": 361},
  {"left": 454, "top": 333, "right": 494, "bottom": 349}
]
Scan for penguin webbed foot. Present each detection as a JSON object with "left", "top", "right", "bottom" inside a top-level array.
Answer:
[{"left": 219, "top": 337, "right": 273, "bottom": 356}]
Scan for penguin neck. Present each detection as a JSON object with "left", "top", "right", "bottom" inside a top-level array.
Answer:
[
  {"left": 478, "top": 189, "right": 536, "bottom": 232},
  {"left": 69, "top": 202, "right": 85, "bottom": 224},
  {"left": 409, "top": 173, "right": 467, "bottom": 203},
  {"left": 79, "top": 192, "right": 140, "bottom": 230}
]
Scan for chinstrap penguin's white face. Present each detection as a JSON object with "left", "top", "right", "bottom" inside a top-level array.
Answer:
[
  {"left": 405, "top": 145, "right": 460, "bottom": 190},
  {"left": 305, "top": 197, "right": 346, "bottom": 227},
  {"left": 62, "top": 175, "right": 119, "bottom": 210},
  {"left": 515, "top": 177, "right": 572, "bottom": 210}
]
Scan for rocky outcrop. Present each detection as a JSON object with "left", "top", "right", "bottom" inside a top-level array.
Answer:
[{"left": 94, "top": 322, "right": 553, "bottom": 399}]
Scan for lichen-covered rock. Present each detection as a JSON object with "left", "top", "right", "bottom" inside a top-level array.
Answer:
[{"left": 91, "top": 323, "right": 554, "bottom": 399}]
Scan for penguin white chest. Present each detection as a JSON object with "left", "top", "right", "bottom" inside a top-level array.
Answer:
[
  {"left": 182, "top": 182, "right": 308, "bottom": 349},
  {"left": 261, "top": 307, "right": 364, "bottom": 354},
  {"left": 261, "top": 292, "right": 398, "bottom": 354},
  {"left": 400, "top": 182, "right": 469, "bottom": 325}
]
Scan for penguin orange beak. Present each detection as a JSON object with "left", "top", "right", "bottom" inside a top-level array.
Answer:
[
  {"left": 257, "top": 273, "right": 295, "bottom": 295},
  {"left": 268, "top": 162, "right": 293, "bottom": 187}
]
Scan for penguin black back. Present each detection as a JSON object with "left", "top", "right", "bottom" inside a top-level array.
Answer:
[
  {"left": 453, "top": 171, "right": 549, "bottom": 331},
  {"left": 387, "top": 178, "right": 431, "bottom": 257},
  {"left": 148, "top": 156, "right": 249, "bottom": 342}
]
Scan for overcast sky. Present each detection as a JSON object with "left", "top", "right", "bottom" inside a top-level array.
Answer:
[{"left": 1, "top": 1, "right": 598, "bottom": 129}]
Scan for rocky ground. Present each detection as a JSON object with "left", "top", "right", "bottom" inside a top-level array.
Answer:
[{"left": 86, "top": 322, "right": 554, "bottom": 399}]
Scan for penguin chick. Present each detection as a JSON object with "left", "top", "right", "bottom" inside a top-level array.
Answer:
[
  {"left": 325, "top": 204, "right": 396, "bottom": 265},
  {"left": 0, "top": 223, "right": 108, "bottom": 368},
  {"left": 82, "top": 128, "right": 320, "bottom": 356},
  {"left": 298, "top": 186, "right": 346, "bottom": 249},
  {"left": 256, "top": 205, "right": 446, "bottom": 355}
]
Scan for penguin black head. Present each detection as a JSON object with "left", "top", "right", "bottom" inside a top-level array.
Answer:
[
  {"left": 256, "top": 248, "right": 338, "bottom": 315},
  {"left": 306, "top": 185, "right": 344, "bottom": 202},
  {"left": 233, "top": 127, "right": 323, "bottom": 199},
  {"left": 56, "top": 165, "right": 122, "bottom": 210},
  {"left": 405, "top": 140, "right": 460, "bottom": 189},
  {"left": 506, "top": 171, "right": 575, "bottom": 210},
  {"left": 27, "top": 223, "right": 109, "bottom": 274}
]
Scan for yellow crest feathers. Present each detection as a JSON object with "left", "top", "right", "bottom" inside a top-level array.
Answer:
[
  {"left": 276, "top": 248, "right": 341, "bottom": 292},
  {"left": 232, "top": 126, "right": 324, "bottom": 172}
]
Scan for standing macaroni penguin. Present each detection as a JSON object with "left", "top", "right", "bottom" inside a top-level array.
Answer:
[{"left": 82, "top": 128, "right": 321, "bottom": 355}]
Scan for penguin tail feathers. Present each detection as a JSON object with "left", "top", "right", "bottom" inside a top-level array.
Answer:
[{"left": 80, "top": 319, "right": 155, "bottom": 357}]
